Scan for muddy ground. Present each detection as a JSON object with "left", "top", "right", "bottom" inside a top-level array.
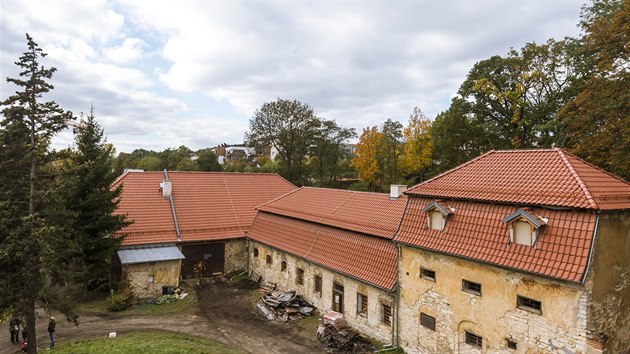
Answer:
[{"left": 1, "top": 278, "right": 323, "bottom": 353}]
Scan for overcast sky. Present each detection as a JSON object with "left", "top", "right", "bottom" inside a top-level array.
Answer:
[{"left": 1, "top": 1, "right": 585, "bottom": 153}]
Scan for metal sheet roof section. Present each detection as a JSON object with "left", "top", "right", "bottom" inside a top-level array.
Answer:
[{"left": 118, "top": 245, "right": 185, "bottom": 265}]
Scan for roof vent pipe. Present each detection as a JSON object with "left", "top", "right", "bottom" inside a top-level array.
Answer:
[
  {"left": 390, "top": 185, "right": 407, "bottom": 200},
  {"left": 163, "top": 170, "right": 181, "bottom": 241}
]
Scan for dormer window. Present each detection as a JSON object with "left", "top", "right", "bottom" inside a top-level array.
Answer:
[
  {"left": 503, "top": 209, "right": 547, "bottom": 247},
  {"left": 422, "top": 200, "right": 454, "bottom": 231}
]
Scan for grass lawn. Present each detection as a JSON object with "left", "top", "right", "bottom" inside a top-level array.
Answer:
[
  {"left": 53, "top": 330, "right": 244, "bottom": 354},
  {"left": 78, "top": 284, "right": 197, "bottom": 316}
]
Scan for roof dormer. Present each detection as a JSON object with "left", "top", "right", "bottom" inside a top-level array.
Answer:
[
  {"left": 503, "top": 208, "right": 547, "bottom": 247},
  {"left": 422, "top": 200, "right": 454, "bottom": 231}
]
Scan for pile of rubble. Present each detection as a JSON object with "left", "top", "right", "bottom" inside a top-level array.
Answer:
[
  {"left": 256, "top": 287, "right": 315, "bottom": 322},
  {"left": 317, "top": 324, "right": 376, "bottom": 353},
  {"left": 316, "top": 311, "right": 376, "bottom": 353}
]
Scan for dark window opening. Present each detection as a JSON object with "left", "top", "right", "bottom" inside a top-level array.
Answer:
[
  {"left": 314, "top": 275, "right": 322, "bottom": 293},
  {"left": 517, "top": 295, "right": 542, "bottom": 314},
  {"left": 265, "top": 254, "right": 272, "bottom": 265},
  {"left": 465, "top": 331, "right": 482, "bottom": 348},
  {"left": 357, "top": 293, "right": 368, "bottom": 316},
  {"left": 462, "top": 279, "right": 482, "bottom": 296},
  {"left": 281, "top": 260, "right": 287, "bottom": 271},
  {"left": 420, "top": 313, "right": 436, "bottom": 331},
  {"left": 420, "top": 268, "right": 436, "bottom": 281},
  {"left": 253, "top": 248, "right": 259, "bottom": 257},
  {"left": 381, "top": 304, "right": 392, "bottom": 325},
  {"left": 506, "top": 339, "right": 517, "bottom": 350},
  {"left": 296, "top": 268, "right": 304, "bottom": 285}
]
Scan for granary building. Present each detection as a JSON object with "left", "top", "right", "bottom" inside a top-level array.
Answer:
[{"left": 395, "top": 149, "right": 630, "bottom": 353}]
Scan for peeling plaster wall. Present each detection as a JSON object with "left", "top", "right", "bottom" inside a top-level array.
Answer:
[
  {"left": 398, "top": 246, "right": 588, "bottom": 354},
  {"left": 225, "top": 238, "right": 247, "bottom": 273},
  {"left": 249, "top": 240, "right": 395, "bottom": 343},
  {"left": 587, "top": 212, "right": 630, "bottom": 353},
  {"left": 123, "top": 259, "right": 181, "bottom": 298}
]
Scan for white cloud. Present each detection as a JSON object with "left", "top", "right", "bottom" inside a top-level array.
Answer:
[{"left": 103, "top": 38, "right": 146, "bottom": 64}]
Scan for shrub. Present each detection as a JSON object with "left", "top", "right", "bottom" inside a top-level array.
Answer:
[
  {"left": 106, "top": 289, "right": 134, "bottom": 312},
  {"left": 154, "top": 294, "right": 178, "bottom": 305}
]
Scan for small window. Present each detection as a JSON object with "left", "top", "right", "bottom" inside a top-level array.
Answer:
[
  {"left": 465, "top": 331, "right": 482, "bottom": 348},
  {"left": 517, "top": 295, "right": 542, "bottom": 314},
  {"left": 420, "top": 313, "right": 436, "bottom": 331},
  {"left": 381, "top": 303, "right": 392, "bottom": 325},
  {"left": 428, "top": 210, "right": 445, "bottom": 231},
  {"left": 253, "top": 248, "right": 259, "bottom": 257},
  {"left": 357, "top": 293, "right": 368, "bottom": 316},
  {"left": 296, "top": 268, "right": 304, "bottom": 285},
  {"left": 148, "top": 274, "right": 154, "bottom": 283},
  {"left": 281, "top": 260, "right": 287, "bottom": 272},
  {"left": 265, "top": 254, "right": 272, "bottom": 265},
  {"left": 506, "top": 339, "right": 517, "bottom": 350},
  {"left": 420, "top": 268, "right": 436, "bottom": 281},
  {"left": 314, "top": 275, "right": 322, "bottom": 293},
  {"left": 512, "top": 220, "right": 536, "bottom": 246},
  {"left": 462, "top": 280, "right": 481, "bottom": 296}
]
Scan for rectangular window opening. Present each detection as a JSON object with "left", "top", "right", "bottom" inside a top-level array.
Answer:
[
  {"left": 506, "top": 339, "right": 517, "bottom": 350},
  {"left": 517, "top": 295, "right": 542, "bottom": 314},
  {"left": 420, "top": 268, "right": 436, "bottom": 281},
  {"left": 465, "top": 331, "right": 482, "bottom": 348},
  {"left": 462, "top": 279, "right": 482, "bottom": 296},
  {"left": 314, "top": 275, "right": 322, "bottom": 293},
  {"left": 357, "top": 293, "right": 368, "bottom": 316},
  {"left": 420, "top": 313, "right": 436, "bottom": 331},
  {"left": 381, "top": 304, "right": 392, "bottom": 325},
  {"left": 296, "top": 268, "right": 304, "bottom": 285}
]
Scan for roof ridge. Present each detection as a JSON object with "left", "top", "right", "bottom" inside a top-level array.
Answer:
[
  {"left": 560, "top": 149, "right": 630, "bottom": 185},
  {"left": 112, "top": 171, "right": 131, "bottom": 187},
  {"left": 407, "top": 150, "right": 496, "bottom": 192},
  {"left": 255, "top": 186, "right": 303, "bottom": 210},
  {"left": 301, "top": 186, "right": 393, "bottom": 197},
  {"left": 555, "top": 149, "right": 598, "bottom": 209}
]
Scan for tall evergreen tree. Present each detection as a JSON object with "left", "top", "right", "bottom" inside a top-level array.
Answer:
[
  {"left": 65, "top": 107, "right": 130, "bottom": 290},
  {"left": 0, "top": 33, "right": 75, "bottom": 354}
]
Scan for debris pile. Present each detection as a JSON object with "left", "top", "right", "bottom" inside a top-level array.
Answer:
[
  {"left": 317, "top": 324, "right": 376, "bottom": 353},
  {"left": 256, "top": 289, "right": 316, "bottom": 322}
]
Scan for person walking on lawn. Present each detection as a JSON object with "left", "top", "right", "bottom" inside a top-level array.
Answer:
[{"left": 47, "top": 316, "right": 56, "bottom": 349}]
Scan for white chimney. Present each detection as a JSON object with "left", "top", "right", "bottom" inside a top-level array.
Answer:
[
  {"left": 390, "top": 185, "right": 407, "bottom": 200},
  {"left": 161, "top": 181, "right": 172, "bottom": 199}
]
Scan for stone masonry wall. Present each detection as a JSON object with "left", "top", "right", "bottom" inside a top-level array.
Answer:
[
  {"left": 249, "top": 240, "right": 395, "bottom": 343},
  {"left": 398, "top": 246, "right": 589, "bottom": 354},
  {"left": 124, "top": 259, "right": 181, "bottom": 299}
]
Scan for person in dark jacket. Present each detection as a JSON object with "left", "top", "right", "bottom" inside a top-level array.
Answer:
[
  {"left": 47, "top": 316, "right": 56, "bottom": 349},
  {"left": 9, "top": 317, "right": 20, "bottom": 344}
]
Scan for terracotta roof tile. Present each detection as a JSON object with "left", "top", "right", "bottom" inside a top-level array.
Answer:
[
  {"left": 113, "top": 171, "right": 295, "bottom": 246},
  {"left": 405, "top": 149, "right": 630, "bottom": 210},
  {"left": 249, "top": 212, "right": 397, "bottom": 290},
  {"left": 396, "top": 197, "right": 596, "bottom": 283},
  {"left": 257, "top": 187, "right": 407, "bottom": 239}
]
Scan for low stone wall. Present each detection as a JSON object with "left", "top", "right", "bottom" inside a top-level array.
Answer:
[{"left": 123, "top": 259, "right": 181, "bottom": 299}]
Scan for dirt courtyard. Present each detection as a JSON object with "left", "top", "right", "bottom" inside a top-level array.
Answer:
[{"left": 1, "top": 278, "right": 324, "bottom": 354}]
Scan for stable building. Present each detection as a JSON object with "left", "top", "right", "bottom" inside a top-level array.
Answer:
[
  {"left": 395, "top": 149, "right": 630, "bottom": 353},
  {"left": 247, "top": 186, "right": 407, "bottom": 343},
  {"left": 112, "top": 170, "right": 295, "bottom": 297}
]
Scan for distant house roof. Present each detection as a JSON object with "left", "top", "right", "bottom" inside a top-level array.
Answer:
[
  {"left": 117, "top": 245, "right": 185, "bottom": 265},
  {"left": 396, "top": 198, "right": 596, "bottom": 283},
  {"left": 405, "top": 148, "right": 630, "bottom": 210},
  {"left": 257, "top": 187, "right": 407, "bottom": 239},
  {"left": 113, "top": 171, "right": 296, "bottom": 246},
  {"left": 249, "top": 212, "right": 398, "bottom": 290}
]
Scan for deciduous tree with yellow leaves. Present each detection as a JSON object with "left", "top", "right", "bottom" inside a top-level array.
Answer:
[
  {"left": 350, "top": 126, "right": 382, "bottom": 190},
  {"left": 401, "top": 107, "right": 433, "bottom": 182}
]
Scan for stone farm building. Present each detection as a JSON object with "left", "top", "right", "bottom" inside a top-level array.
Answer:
[
  {"left": 112, "top": 171, "right": 295, "bottom": 297},
  {"left": 112, "top": 149, "right": 630, "bottom": 353}
]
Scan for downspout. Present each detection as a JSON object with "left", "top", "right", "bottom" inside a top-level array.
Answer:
[
  {"left": 163, "top": 169, "right": 181, "bottom": 241},
  {"left": 581, "top": 212, "right": 600, "bottom": 284}
]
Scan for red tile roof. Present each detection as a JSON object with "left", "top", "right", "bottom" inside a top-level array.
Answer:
[
  {"left": 405, "top": 149, "right": 630, "bottom": 210},
  {"left": 396, "top": 197, "right": 597, "bottom": 283},
  {"left": 113, "top": 171, "right": 295, "bottom": 246},
  {"left": 249, "top": 212, "right": 398, "bottom": 290},
  {"left": 257, "top": 187, "right": 407, "bottom": 239}
]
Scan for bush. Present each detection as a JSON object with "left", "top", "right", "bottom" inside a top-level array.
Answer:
[{"left": 106, "top": 289, "right": 134, "bottom": 312}]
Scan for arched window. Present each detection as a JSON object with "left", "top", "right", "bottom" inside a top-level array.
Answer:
[
  {"left": 253, "top": 248, "right": 259, "bottom": 257},
  {"left": 281, "top": 261, "right": 287, "bottom": 271},
  {"left": 266, "top": 254, "right": 272, "bottom": 265}
]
